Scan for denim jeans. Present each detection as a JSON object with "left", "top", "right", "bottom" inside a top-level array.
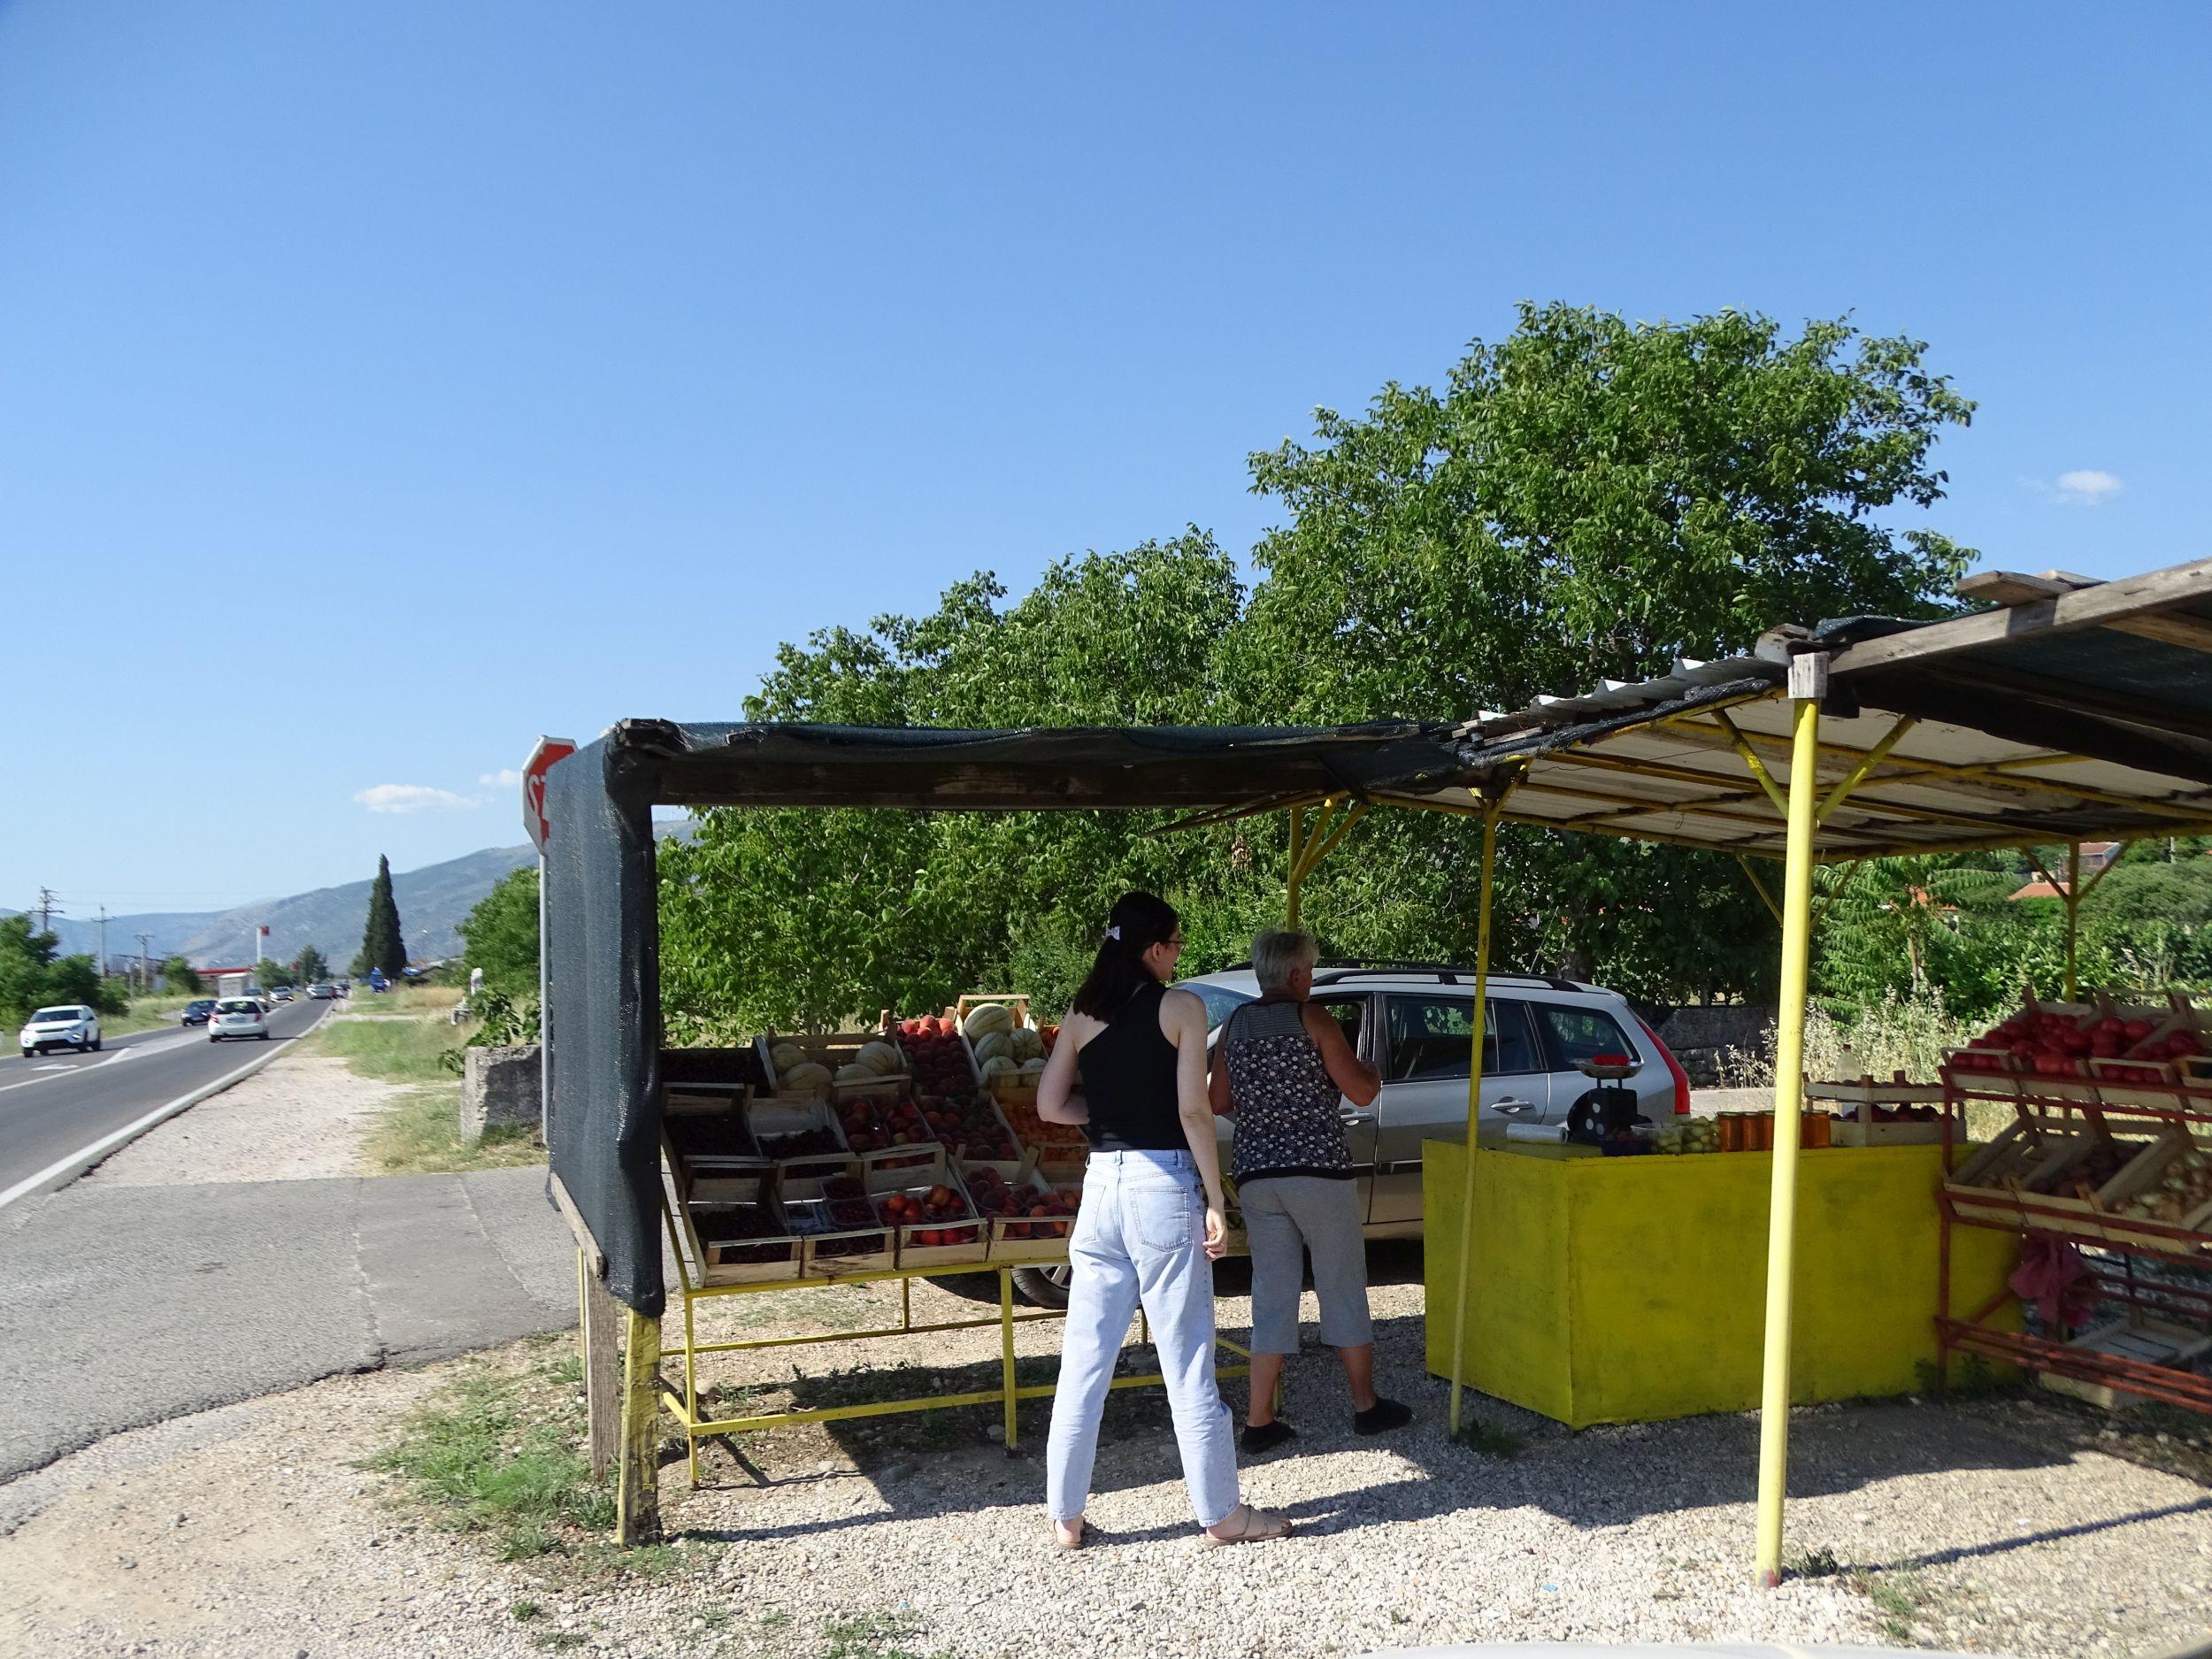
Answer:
[{"left": 1045, "top": 1148, "right": 1240, "bottom": 1527}]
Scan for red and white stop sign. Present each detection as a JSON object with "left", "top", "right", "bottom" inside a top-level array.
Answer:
[{"left": 521, "top": 736, "right": 579, "bottom": 851}]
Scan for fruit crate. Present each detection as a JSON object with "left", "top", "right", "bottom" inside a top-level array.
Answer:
[
  {"left": 954, "top": 993, "right": 1033, "bottom": 1031},
  {"left": 1943, "top": 1115, "right": 2095, "bottom": 1230},
  {"left": 793, "top": 1167, "right": 896, "bottom": 1275},
  {"left": 744, "top": 1094, "right": 853, "bottom": 1179},
  {"left": 2025, "top": 1130, "right": 2166, "bottom": 1240},
  {"left": 660, "top": 1045, "right": 772, "bottom": 1094},
  {"left": 964, "top": 1156, "right": 1079, "bottom": 1263},
  {"left": 763, "top": 1031, "right": 910, "bottom": 1100},
  {"left": 865, "top": 1147, "right": 989, "bottom": 1268},
  {"left": 691, "top": 1196, "right": 804, "bottom": 1284},
  {"left": 1809, "top": 1074, "right": 1951, "bottom": 1146},
  {"left": 2092, "top": 1129, "right": 2212, "bottom": 1253}
]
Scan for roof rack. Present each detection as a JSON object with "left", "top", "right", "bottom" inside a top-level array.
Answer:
[{"left": 1209, "top": 957, "right": 1589, "bottom": 995}]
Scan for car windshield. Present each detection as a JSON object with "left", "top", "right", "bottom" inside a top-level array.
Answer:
[
  {"left": 187, "top": 1001, "right": 215, "bottom": 1011},
  {"left": 30, "top": 1007, "right": 83, "bottom": 1024},
  {"left": 217, "top": 1000, "right": 259, "bottom": 1014},
  {"left": 1182, "top": 981, "right": 1256, "bottom": 1033}
]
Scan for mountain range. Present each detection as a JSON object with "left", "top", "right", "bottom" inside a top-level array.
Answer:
[{"left": 31, "top": 845, "right": 539, "bottom": 971}]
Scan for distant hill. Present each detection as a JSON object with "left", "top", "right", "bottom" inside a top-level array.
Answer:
[{"left": 34, "top": 845, "right": 539, "bottom": 969}]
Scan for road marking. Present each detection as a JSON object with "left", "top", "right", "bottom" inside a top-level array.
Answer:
[{"left": 0, "top": 1004, "right": 333, "bottom": 1211}]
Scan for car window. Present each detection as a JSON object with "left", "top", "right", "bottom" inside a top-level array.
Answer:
[
  {"left": 31, "top": 1007, "right": 80, "bottom": 1023},
  {"left": 1316, "top": 995, "right": 1363, "bottom": 1052},
  {"left": 1383, "top": 995, "right": 1540, "bottom": 1081},
  {"left": 1536, "top": 1003, "right": 1636, "bottom": 1069},
  {"left": 1185, "top": 981, "right": 1256, "bottom": 1033},
  {"left": 217, "top": 999, "right": 259, "bottom": 1014}
]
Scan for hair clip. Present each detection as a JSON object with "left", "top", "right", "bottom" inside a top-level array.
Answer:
[{"left": 1105, "top": 925, "right": 1121, "bottom": 941}]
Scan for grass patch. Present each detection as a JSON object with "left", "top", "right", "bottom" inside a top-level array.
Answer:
[
  {"left": 360, "top": 1083, "right": 542, "bottom": 1175},
  {"left": 349, "top": 984, "right": 466, "bottom": 1016},
  {"left": 366, "top": 1353, "right": 612, "bottom": 1560},
  {"left": 306, "top": 1011, "right": 465, "bottom": 1083},
  {"left": 819, "top": 1612, "right": 953, "bottom": 1659},
  {"left": 511, "top": 1600, "right": 542, "bottom": 1621},
  {"left": 1850, "top": 1566, "right": 1927, "bottom": 1645},
  {"left": 99, "top": 993, "right": 200, "bottom": 1037},
  {"left": 1451, "top": 1415, "right": 1525, "bottom": 1459},
  {"left": 1786, "top": 1545, "right": 1847, "bottom": 1579}
]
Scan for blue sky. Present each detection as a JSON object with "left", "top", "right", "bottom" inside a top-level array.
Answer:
[{"left": 4, "top": 3, "right": 2207, "bottom": 926}]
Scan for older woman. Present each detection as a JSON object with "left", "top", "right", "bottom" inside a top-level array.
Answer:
[{"left": 1209, "top": 929, "right": 1411, "bottom": 1451}]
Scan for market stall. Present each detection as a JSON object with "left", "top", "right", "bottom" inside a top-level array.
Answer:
[{"left": 1411, "top": 559, "right": 2212, "bottom": 1582}]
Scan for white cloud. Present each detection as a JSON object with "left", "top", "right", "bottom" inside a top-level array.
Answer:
[
  {"left": 354, "top": 784, "right": 475, "bottom": 815},
  {"left": 2032, "top": 468, "right": 2124, "bottom": 507},
  {"left": 479, "top": 768, "right": 524, "bottom": 788}
]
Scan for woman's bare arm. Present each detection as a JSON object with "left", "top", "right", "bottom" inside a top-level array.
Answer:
[
  {"left": 1164, "top": 988, "right": 1229, "bottom": 1259},
  {"left": 1303, "top": 1002, "right": 1380, "bottom": 1106},
  {"left": 1036, "top": 1012, "right": 1094, "bottom": 1125},
  {"left": 1208, "top": 1023, "right": 1233, "bottom": 1116}
]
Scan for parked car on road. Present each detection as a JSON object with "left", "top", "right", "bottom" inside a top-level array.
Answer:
[
  {"left": 208, "top": 998, "right": 271, "bottom": 1041},
  {"left": 271, "top": 987, "right": 295, "bottom": 1002},
  {"left": 179, "top": 998, "right": 219, "bottom": 1027},
  {"left": 306, "top": 982, "right": 338, "bottom": 1000},
  {"left": 19, "top": 1004, "right": 102, "bottom": 1058}
]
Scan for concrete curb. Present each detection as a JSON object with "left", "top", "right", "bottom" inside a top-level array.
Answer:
[{"left": 0, "top": 1005, "right": 333, "bottom": 1212}]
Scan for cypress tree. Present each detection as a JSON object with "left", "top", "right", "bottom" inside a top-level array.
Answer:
[{"left": 359, "top": 854, "right": 408, "bottom": 977}]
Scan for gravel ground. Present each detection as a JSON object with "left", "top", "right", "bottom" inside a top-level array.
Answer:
[
  {"left": 4, "top": 1256, "right": 2206, "bottom": 1659},
  {"left": 83, "top": 1053, "right": 408, "bottom": 1185}
]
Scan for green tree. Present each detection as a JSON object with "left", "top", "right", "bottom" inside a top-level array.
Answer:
[
  {"left": 160, "top": 956, "right": 204, "bottom": 995},
  {"left": 358, "top": 855, "right": 408, "bottom": 978},
  {"left": 296, "top": 943, "right": 330, "bottom": 985},
  {"left": 459, "top": 866, "right": 541, "bottom": 995},
  {"left": 0, "top": 914, "right": 125, "bottom": 1020}
]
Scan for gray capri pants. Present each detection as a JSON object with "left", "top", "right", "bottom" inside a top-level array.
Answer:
[{"left": 1240, "top": 1175, "right": 1373, "bottom": 1355}]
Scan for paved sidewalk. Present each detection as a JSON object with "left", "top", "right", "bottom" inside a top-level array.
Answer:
[{"left": 0, "top": 1167, "right": 574, "bottom": 1481}]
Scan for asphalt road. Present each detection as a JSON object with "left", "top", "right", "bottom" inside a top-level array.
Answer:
[{"left": 0, "top": 997, "right": 328, "bottom": 1199}]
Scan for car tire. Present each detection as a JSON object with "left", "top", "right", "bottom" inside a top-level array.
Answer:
[
  {"left": 1010, "top": 1264, "right": 1072, "bottom": 1310},
  {"left": 90, "top": 1037, "right": 102, "bottom": 1052},
  {"left": 210, "top": 1034, "right": 220, "bottom": 1043},
  {"left": 19, "top": 1049, "right": 30, "bottom": 1061},
  {"left": 260, "top": 1030, "right": 271, "bottom": 1040}
]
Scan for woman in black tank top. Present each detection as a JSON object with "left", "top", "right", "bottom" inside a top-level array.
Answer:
[{"left": 1034, "top": 892, "right": 1290, "bottom": 1549}]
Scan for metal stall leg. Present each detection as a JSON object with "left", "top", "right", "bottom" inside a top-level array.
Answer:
[
  {"left": 1000, "top": 1269, "right": 1019, "bottom": 1450},
  {"left": 1448, "top": 800, "right": 1502, "bottom": 1439},
  {"left": 684, "top": 1292, "right": 701, "bottom": 1487},
  {"left": 1754, "top": 659, "right": 1824, "bottom": 1586}
]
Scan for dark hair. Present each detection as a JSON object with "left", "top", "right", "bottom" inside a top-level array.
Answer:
[{"left": 1069, "top": 891, "right": 1180, "bottom": 1019}]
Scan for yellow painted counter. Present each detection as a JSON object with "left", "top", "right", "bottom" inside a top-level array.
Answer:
[{"left": 1423, "top": 1136, "right": 2019, "bottom": 1429}]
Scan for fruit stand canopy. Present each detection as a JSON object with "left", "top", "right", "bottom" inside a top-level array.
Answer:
[{"left": 545, "top": 557, "right": 2212, "bottom": 1315}]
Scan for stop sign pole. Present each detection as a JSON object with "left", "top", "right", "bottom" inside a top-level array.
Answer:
[{"left": 522, "top": 738, "right": 577, "bottom": 1145}]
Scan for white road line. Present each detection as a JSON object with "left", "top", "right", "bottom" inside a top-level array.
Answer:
[{"left": 0, "top": 1005, "right": 332, "bottom": 1211}]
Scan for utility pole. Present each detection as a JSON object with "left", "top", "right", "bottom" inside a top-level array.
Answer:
[
  {"left": 96, "top": 905, "right": 110, "bottom": 979},
  {"left": 35, "top": 887, "right": 62, "bottom": 936},
  {"left": 136, "top": 933, "right": 155, "bottom": 993}
]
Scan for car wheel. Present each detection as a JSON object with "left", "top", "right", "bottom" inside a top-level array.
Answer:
[
  {"left": 1010, "top": 1264, "right": 1072, "bottom": 1310},
  {"left": 260, "top": 1030, "right": 271, "bottom": 1040},
  {"left": 90, "top": 1036, "right": 102, "bottom": 1052},
  {"left": 19, "top": 1049, "right": 30, "bottom": 1061},
  {"left": 210, "top": 1034, "right": 220, "bottom": 1043}
]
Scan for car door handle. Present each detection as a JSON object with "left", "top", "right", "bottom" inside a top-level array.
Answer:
[
  {"left": 1339, "top": 1109, "right": 1378, "bottom": 1126},
  {"left": 1491, "top": 1098, "right": 1538, "bottom": 1115}
]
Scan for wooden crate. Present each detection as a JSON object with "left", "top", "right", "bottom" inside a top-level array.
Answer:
[
  {"left": 964, "top": 1156, "right": 1077, "bottom": 1263},
  {"left": 2094, "top": 1130, "right": 2212, "bottom": 1253},
  {"left": 793, "top": 1164, "right": 895, "bottom": 1275},
  {"left": 867, "top": 1147, "right": 989, "bottom": 1269},
  {"left": 1811, "top": 1074, "right": 1952, "bottom": 1147},
  {"left": 745, "top": 1094, "right": 851, "bottom": 1176},
  {"left": 1945, "top": 1118, "right": 2084, "bottom": 1229},
  {"left": 692, "top": 1197, "right": 803, "bottom": 1284}
]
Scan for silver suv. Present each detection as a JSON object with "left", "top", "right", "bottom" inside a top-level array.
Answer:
[{"left": 1185, "top": 964, "right": 1687, "bottom": 1237}]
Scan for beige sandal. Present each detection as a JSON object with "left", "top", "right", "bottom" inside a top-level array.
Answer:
[
  {"left": 1050, "top": 1519, "right": 1086, "bottom": 1552},
  {"left": 1202, "top": 1503, "right": 1293, "bottom": 1546}
]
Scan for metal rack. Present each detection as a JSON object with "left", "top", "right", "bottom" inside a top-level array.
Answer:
[{"left": 1937, "top": 1067, "right": 2212, "bottom": 1413}]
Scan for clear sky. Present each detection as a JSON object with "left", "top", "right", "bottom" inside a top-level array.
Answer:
[{"left": 4, "top": 3, "right": 2207, "bottom": 923}]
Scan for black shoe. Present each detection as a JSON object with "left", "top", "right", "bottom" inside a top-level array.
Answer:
[
  {"left": 1352, "top": 1398, "right": 1413, "bottom": 1436},
  {"left": 1240, "top": 1419, "right": 1298, "bottom": 1455}
]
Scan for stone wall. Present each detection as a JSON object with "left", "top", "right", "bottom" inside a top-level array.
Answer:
[
  {"left": 1654, "top": 1006, "right": 1775, "bottom": 1088},
  {"left": 460, "top": 1043, "right": 542, "bottom": 1142}
]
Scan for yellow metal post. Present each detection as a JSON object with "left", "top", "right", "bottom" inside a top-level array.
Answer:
[
  {"left": 1755, "top": 664, "right": 1824, "bottom": 1586},
  {"left": 999, "top": 1269, "right": 1018, "bottom": 1449},
  {"left": 683, "top": 1292, "right": 701, "bottom": 1486},
  {"left": 616, "top": 1307, "right": 662, "bottom": 1546},
  {"left": 1447, "top": 799, "right": 1502, "bottom": 1438}
]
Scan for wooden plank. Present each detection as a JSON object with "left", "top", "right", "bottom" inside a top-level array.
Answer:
[
  {"left": 581, "top": 1263, "right": 623, "bottom": 1481},
  {"left": 547, "top": 1172, "right": 606, "bottom": 1278},
  {"left": 1955, "top": 570, "right": 2212, "bottom": 656},
  {"left": 1833, "top": 556, "right": 2212, "bottom": 676},
  {"left": 616, "top": 1307, "right": 663, "bottom": 1545}
]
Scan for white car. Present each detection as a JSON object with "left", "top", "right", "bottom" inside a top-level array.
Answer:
[
  {"left": 207, "top": 997, "right": 271, "bottom": 1041},
  {"left": 19, "top": 1004, "right": 101, "bottom": 1058}
]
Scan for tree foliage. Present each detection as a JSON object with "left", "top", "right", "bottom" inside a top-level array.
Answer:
[
  {"left": 358, "top": 855, "right": 408, "bottom": 979},
  {"left": 459, "top": 866, "right": 541, "bottom": 995},
  {"left": 0, "top": 914, "right": 123, "bottom": 1021},
  {"left": 161, "top": 956, "right": 204, "bottom": 994},
  {"left": 660, "top": 304, "right": 1983, "bottom": 1029}
]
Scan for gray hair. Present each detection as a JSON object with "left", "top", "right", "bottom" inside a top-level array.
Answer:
[{"left": 1251, "top": 929, "right": 1321, "bottom": 994}]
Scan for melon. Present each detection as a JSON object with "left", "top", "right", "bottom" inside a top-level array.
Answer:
[
  {"left": 834, "top": 1063, "right": 873, "bottom": 1083},
  {"left": 770, "top": 1041, "right": 806, "bottom": 1072},
  {"left": 972, "top": 1031, "right": 1015, "bottom": 1064},
  {"left": 1010, "top": 1027, "right": 1045, "bottom": 1063},
  {"left": 963, "top": 1002, "right": 1016, "bottom": 1040},
  {"left": 780, "top": 1061, "right": 832, "bottom": 1093},
  {"left": 856, "top": 1040, "right": 904, "bottom": 1076},
  {"left": 1018, "top": 1056, "right": 1047, "bottom": 1075},
  {"left": 980, "top": 1056, "right": 1018, "bottom": 1079}
]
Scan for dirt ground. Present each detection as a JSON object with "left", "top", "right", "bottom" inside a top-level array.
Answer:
[
  {"left": 3, "top": 1260, "right": 2207, "bottom": 1659},
  {"left": 85, "top": 1052, "right": 409, "bottom": 1185}
]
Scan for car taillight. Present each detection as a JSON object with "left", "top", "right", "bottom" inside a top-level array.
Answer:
[{"left": 1635, "top": 1015, "right": 1693, "bottom": 1114}]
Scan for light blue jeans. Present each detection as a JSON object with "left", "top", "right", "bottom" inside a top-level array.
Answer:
[{"left": 1045, "top": 1148, "right": 1240, "bottom": 1527}]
